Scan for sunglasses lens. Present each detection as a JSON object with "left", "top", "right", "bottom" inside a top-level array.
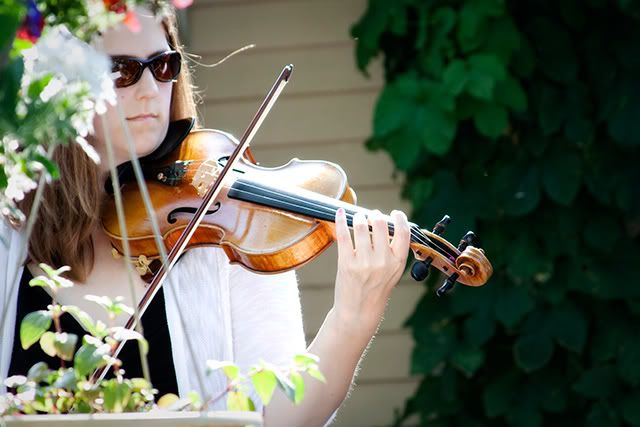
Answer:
[
  {"left": 112, "top": 59, "right": 142, "bottom": 88},
  {"left": 150, "top": 52, "right": 181, "bottom": 82}
]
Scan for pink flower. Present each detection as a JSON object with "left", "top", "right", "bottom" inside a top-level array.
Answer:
[
  {"left": 172, "top": 0, "right": 193, "bottom": 9},
  {"left": 124, "top": 10, "right": 141, "bottom": 32}
]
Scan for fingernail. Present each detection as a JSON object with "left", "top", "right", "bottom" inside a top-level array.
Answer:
[{"left": 336, "top": 207, "right": 344, "bottom": 216}]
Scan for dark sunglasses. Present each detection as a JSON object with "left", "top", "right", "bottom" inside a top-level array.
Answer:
[{"left": 110, "top": 50, "right": 182, "bottom": 88}]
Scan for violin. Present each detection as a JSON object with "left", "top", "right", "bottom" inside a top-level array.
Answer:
[{"left": 102, "top": 127, "right": 493, "bottom": 296}]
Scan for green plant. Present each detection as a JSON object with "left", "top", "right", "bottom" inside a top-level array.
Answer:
[
  {"left": 352, "top": 0, "right": 640, "bottom": 426},
  {"left": 1, "top": 263, "right": 325, "bottom": 415}
]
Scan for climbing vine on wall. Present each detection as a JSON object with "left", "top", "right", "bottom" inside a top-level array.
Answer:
[{"left": 353, "top": 0, "right": 640, "bottom": 425}]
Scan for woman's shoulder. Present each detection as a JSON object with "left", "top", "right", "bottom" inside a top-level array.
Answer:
[{"left": 1, "top": 216, "right": 25, "bottom": 253}]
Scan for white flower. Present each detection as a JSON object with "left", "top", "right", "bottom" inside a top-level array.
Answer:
[
  {"left": 22, "top": 25, "right": 116, "bottom": 108},
  {"left": 21, "top": 25, "right": 116, "bottom": 163},
  {"left": 4, "top": 165, "right": 37, "bottom": 202}
]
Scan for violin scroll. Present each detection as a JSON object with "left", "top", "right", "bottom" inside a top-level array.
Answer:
[{"left": 409, "top": 215, "right": 493, "bottom": 296}]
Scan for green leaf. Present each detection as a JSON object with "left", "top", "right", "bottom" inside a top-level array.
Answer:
[
  {"left": 85, "top": 295, "right": 134, "bottom": 316},
  {"left": 442, "top": 60, "right": 468, "bottom": 96},
  {"left": 206, "top": 360, "right": 239, "bottom": 380},
  {"left": 463, "top": 310, "right": 496, "bottom": 346},
  {"left": 373, "top": 82, "right": 414, "bottom": 137},
  {"left": 617, "top": 338, "right": 640, "bottom": 386},
  {"left": 53, "top": 368, "right": 76, "bottom": 389},
  {"left": 483, "top": 372, "right": 517, "bottom": 417},
  {"left": 451, "top": 346, "right": 485, "bottom": 377},
  {"left": 39, "top": 331, "right": 57, "bottom": 357},
  {"left": 20, "top": 310, "right": 53, "bottom": 350},
  {"left": 53, "top": 332, "right": 78, "bottom": 361},
  {"left": 274, "top": 369, "right": 297, "bottom": 402},
  {"left": 541, "top": 145, "right": 582, "bottom": 205},
  {"left": 417, "top": 104, "right": 457, "bottom": 155},
  {"left": 621, "top": 393, "right": 640, "bottom": 426},
  {"left": 250, "top": 369, "right": 277, "bottom": 405},
  {"left": 549, "top": 303, "right": 587, "bottom": 353},
  {"left": 466, "top": 54, "right": 507, "bottom": 100},
  {"left": 506, "top": 233, "right": 553, "bottom": 282},
  {"left": 583, "top": 215, "right": 621, "bottom": 251},
  {"left": 506, "top": 405, "right": 542, "bottom": 427},
  {"left": 494, "top": 286, "right": 534, "bottom": 328},
  {"left": 103, "top": 380, "right": 132, "bottom": 412},
  {"left": 74, "top": 341, "right": 110, "bottom": 377},
  {"left": 411, "top": 324, "right": 456, "bottom": 374},
  {"left": 513, "top": 333, "right": 553, "bottom": 372},
  {"left": 226, "top": 391, "right": 253, "bottom": 412},
  {"left": 528, "top": 17, "right": 578, "bottom": 84},
  {"left": 608, "top": 80, "right": 640, "bottom": 146},
  {"left": 494, "top": 76, "right": 527, "bottom": 112},
  {"left": 27, "top": 75, "right": 54, "bottom": 100},
  {"left": 110, "top": 327, "right": 148, "bottom": 355},
  {"left": 0, "top": 0, "right": 26, "bottom": 53},
  {"left": 535, "top": 85, "right": 566, "bottom": 135},
  {"left": 473, "top": 103, "right": 508, "bottom": 138},
  {"left": 27, "top": 362, "right": 50, "bottom": 382},
  {"left": 293, "top": 353, "right": 319, "bottom": 368},
  {"left": 585, "top": 401, "right": 620, "bottom": 427},
  {"left": 306, "top": 367, "right": 326, "bottom": 383},
  {"left": 290, "top": 371, "right": 305, "bottom": 404},
  {"left": 573, "top": 366, "right": 619, "bottom": 399},
  {"left": 61, "top": 305, "right": 102, "bottom": 337},
  {"left": 0, "top": 53, "right": 23, "bottom": 128}
]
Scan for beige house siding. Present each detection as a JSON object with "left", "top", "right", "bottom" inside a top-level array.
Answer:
[{"left": 187, "top": 1, "right": 422, "bottom": 425}]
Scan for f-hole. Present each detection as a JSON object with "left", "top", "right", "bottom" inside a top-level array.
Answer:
[{"left": 167, "top": 202, "right": 221, "bottom": 224}]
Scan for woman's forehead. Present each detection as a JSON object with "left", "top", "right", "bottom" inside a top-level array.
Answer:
[{"left": 99, "top": 10, "right": 169, "bottom": 57}]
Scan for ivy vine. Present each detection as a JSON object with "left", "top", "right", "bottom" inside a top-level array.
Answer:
[{"left": 352, "top": 0, "right": 640, "bottom": 426}]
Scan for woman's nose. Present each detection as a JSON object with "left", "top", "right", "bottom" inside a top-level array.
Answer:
[{"left": 134, "top": 68, "right": 160, "bottom": 99}]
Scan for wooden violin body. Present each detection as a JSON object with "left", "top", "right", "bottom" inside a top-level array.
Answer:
[
  {"left": 103, "top": 129, "right": 358, "bottom": 274},
  {"left": 103, "top": 128, "right": 492, "bottom": 291}
]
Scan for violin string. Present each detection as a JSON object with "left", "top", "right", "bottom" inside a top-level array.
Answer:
[
  {"left": 230, "top": 183, "right": 450, "bottom": 259},
  {"left": 224, "top": 179, "right": 455, "bottom": 260},
  {"left": 181, "top": 161, "right": 456, "bottom": 258}
]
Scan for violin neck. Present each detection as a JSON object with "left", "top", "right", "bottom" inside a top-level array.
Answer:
[
  {"left": 228, "top": 178, "right": 458, "bottom": 261},
  {"left": 228, "top": 178, "right": 415, "bottom": 241}
]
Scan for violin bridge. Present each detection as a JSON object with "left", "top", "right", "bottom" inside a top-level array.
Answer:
[{"left": 192, "top": 159, "right": 219, "bottom": 198}]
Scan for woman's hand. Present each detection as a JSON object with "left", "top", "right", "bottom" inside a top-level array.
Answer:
[{"left": 332, "top": 207, "right": 411, "bottom": 337}]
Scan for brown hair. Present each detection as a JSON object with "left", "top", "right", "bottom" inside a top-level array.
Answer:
[{"left": 20, "top": 7, "right": 199, "bottom": 282}]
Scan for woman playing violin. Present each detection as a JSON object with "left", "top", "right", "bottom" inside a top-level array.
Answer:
[{"left": 0, "top": 4, "right": 411, "bottom": 426}]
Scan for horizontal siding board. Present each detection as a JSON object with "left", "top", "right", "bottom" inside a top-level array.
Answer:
[
  {"left": 250, "top": 141, "right": 401, "bottom": 188},
  {"left": 333, "top": 380, "right": 419, "bottom": 427},
  {"left": 301, "top": 285, "right": 424, "bottom": 334},
  {"left": 356, "top": 332, "right": 416, "bottom": 381},
  {"left": 193, "top": 44, "right": 382, "bottom": 101},
  {"left": 188, "top": 0, "right": 367, "bottom": 53},
  {"left": 200, "top": 90, "right": 378, "bottom": 146}
]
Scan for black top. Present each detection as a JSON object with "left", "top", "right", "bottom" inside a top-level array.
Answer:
[{"left": 9, "top": 267, "right": 179, "bottom": 398}]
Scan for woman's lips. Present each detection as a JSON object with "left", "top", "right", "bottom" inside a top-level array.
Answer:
[{"left": 127, "top": 113, "right": 158, "bottom": 122}]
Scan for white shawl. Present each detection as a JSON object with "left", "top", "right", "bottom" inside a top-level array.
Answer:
[{"left": 0, "top": 219, "right": 307, "bottom": 411}]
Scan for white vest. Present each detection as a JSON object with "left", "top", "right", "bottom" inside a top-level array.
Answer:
[{"left": 0, "top": 219, "right": 306, "bottom": 411}]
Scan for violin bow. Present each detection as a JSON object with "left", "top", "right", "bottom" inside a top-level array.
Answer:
[{"left": 91, "top": 65, "right": 295, "bottom": 383}]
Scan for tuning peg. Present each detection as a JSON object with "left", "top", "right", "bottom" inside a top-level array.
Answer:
[
  {"left": 457, "top": 231, "right": 479, "bottom": 252},
  {"left": 410, "top": 257, "right": 433, "bottom": 282},
  {"left": 436, "top": 273, "right": 459, "bottom": 297},
  {"left": 432, "top": 215, "right": 451, "bottom": 236}
]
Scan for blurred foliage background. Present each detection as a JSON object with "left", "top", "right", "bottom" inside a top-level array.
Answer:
[{"left": 352, "top": 0, "right": 640, "bottom": 426}]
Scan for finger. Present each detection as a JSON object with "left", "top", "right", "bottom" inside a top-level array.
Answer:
[
  {"left": 352, "top": 210, "right": 372, "bottom": 253},
  {"left": 335, "top": 207, "right": 354, "bottom": 259},
  {"left": 390, "top": 210, "right": 411, "bottom": 256},
  {"left": 370, "top": 210, "right": 390, "bottom": 253}
]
